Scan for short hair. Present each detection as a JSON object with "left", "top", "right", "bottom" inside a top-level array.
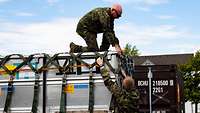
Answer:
[{"left": 122, "top": 76, "right": 135, "bottom": 90}]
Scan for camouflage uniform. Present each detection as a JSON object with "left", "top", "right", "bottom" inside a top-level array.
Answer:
[
  {"left": 71, "top": 7, "right": 119, "bottom": 52},
  {"left": 100, "top": 68, "right": 140, "bottom": 113}
]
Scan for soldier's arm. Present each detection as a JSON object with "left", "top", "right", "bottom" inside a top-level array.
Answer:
[{"left": 100, "top": 67, "right": 122, "bottom": 96}]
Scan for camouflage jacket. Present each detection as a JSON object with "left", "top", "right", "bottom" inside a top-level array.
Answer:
[
  {"left": 100, "top": 68, "right": 140, "bottom": 113},
  {"left": 77, "top": 7, "right": 119, "bottom": 46}
]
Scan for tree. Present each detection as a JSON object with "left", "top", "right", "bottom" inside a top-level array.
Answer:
[
  {"left": 123, "top": 43, "right": 140, "bottom": 56},
  {"left": 179, "top": 50, "right": 200, "bottom": 113}
]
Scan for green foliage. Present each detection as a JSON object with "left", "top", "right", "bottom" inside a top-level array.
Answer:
[
  {"left": 123, "top": 43, "right": 140, "bottom": 56},
  {"left": 179, "top": 50, "right": 200, "bottom": 104}
]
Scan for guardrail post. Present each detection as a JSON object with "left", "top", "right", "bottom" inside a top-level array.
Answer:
[{"left": 148, "top": 67, "right": 153, "bottom": 113}]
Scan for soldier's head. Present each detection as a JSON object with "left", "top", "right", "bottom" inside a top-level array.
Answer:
[
  {"left": 122, "top": 76, "right": 135, "bottom": 90},
  {"left": 111, "top": 3, "right": 122, "bottom": 19}
]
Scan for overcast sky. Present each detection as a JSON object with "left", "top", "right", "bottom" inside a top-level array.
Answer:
[{"left": 0, "top": 0, "right": 199, "bottom": 56}]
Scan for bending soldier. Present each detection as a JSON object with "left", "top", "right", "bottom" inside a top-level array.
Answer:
[
  {"left": 70, "top": 4, "right": 123, "bottom": 54},
  {"left": 96, "top": 57, "right": 140, "bottom": 113}
]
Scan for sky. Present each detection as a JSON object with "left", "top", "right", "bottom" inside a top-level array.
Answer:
[{"left": 0, "top": 0, "right": 199, "bottom": 56}]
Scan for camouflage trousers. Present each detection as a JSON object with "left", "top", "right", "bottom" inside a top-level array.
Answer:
[{"left": 76, "top": 29, "right": 110, "bottom": 52}]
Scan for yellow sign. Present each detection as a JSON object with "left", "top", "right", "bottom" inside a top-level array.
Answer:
[
  {"left": 0, "top": 64, "right": 16, "bottom": 71},
  {"left": 0, "top": 65, "right": 17, "bottom": 79},
  {"left": 5, "top": 65, "right": 16, "bottom": 70},
  {"left": 64, "top": 84, "right": 74, "bottom": 94},
  {"left": 0, "top": 64, "right": 16, "bottom": 74}
]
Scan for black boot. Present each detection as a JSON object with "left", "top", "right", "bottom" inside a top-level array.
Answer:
[{"left": 69, "top": 42, "right": 82, "bottom": 53}]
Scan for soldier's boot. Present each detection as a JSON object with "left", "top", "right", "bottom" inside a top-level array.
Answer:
[{"left": 69, "top": 42, "right": 82, "bottom": 53}]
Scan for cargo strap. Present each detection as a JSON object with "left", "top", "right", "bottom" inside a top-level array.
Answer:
[
  {"left": 38, "top": 53, "right": 64, "bottom": 73},
  {"left": 26, "top": 54, "right": 45, "bottom": 113},
  {"left": 95, "top": 52, "right": 117, "bottom": 73},
  {"left": 69, "top": 52, "right": 97, "bottom": 113},
  {"left": 37, "top": 52, "right": 67, "bottom": 113},
  {"left": 95, "top": 52, "right": 121, "bottom": 87},
  {"left": 69, "top": 52, "right": 90, "bottom": 67},
  {"left": 0, "top": 54, "right": 26, "bottom": 112},
  {"left": 28, "top": 53, "right": 64, "bottom": 113},
  {"left": 60, "top": 76, "right": 67, "bottom": 113},
  {"left": 27, "top": 55, "right": 39, "bottom": 113},
  {"left": 59, "top": 52, "right": 118, "bottom": 113},
  {"left": 88, "top": 68, "right": 94, "bottom": 113},
  {"left": 59, "top": 57, "right": 73, "bottom": 113},
  {"left": 70, "top": 53, "right": 94, "bottom": 113},
  {"left": 3, "top": 82, "right": 13, "bottom": 113},
  {"left": 0, "top": 51, "right": 117, "bottom": 112},
  {"left": 31, "top": 73, "right": 40, "bottom": 113},
  {"left": 1, "top": 56, "right": 14, "bottom": 113}
]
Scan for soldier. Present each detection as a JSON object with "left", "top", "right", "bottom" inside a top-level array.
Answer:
[
  {"left": 69, "top": 4, "right": 122, "bottom": 54},
  {"left": 96, "top": 57, "right": 140, "bottom": 113}
]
